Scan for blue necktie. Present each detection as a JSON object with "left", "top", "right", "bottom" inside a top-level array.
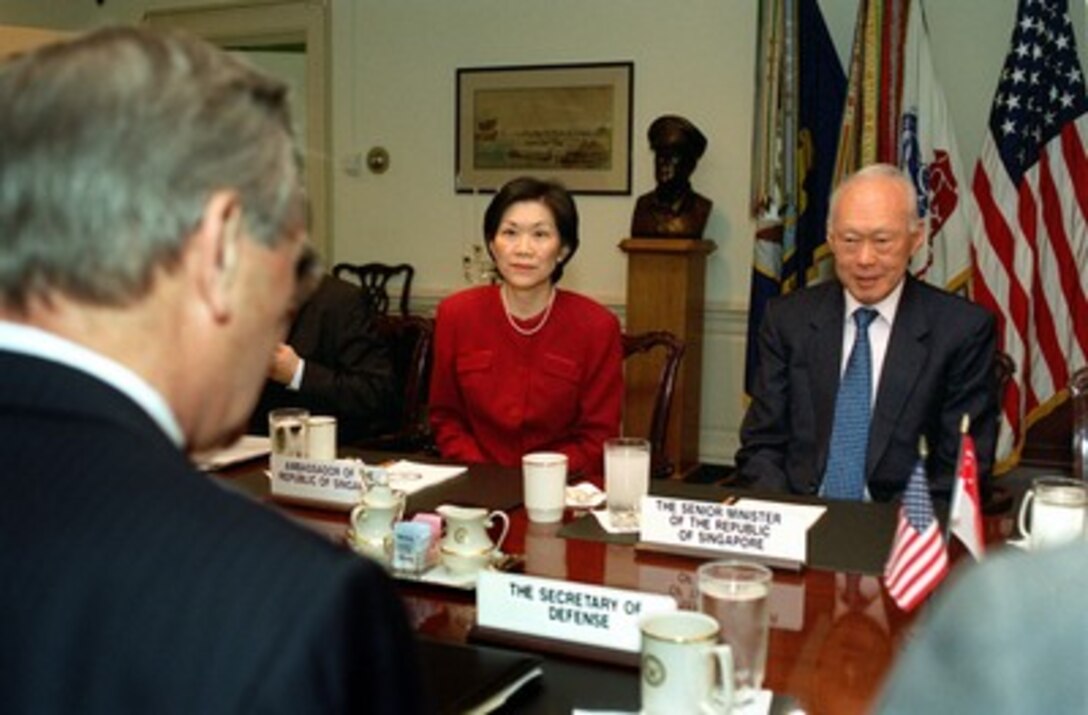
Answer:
[{"left": 822, "top": 308, "right": 878, "bottom": 500}]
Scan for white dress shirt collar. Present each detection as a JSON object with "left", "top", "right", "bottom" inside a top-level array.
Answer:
[{"left": 843, "top": 276, "right": 906, "bottom": 326}]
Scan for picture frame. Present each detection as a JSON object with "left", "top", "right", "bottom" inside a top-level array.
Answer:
[{"left": 455, "top": 62, "right": 634, "bottom": 195}]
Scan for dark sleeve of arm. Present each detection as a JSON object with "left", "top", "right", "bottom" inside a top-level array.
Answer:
[
  {"left": 735, "top": 299, "right": 791, "bottom": 492},
  {"left": 932, "top": 307, "right": 999, "bottom": 491},
  {"left": 253, "top": 558, "right": 425, "bottom": 715}
]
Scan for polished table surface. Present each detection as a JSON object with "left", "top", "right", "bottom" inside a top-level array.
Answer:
[{"left": 213, "top": 452, "right": 1026, "bottom": 715}]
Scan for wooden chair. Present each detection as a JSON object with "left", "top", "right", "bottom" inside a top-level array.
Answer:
[
  {"left": 356, "top": 314, "right": 436, "bottom": 454},
  {"left": 994, "top": 350, "right": 1015, "bottom": 403},
  {"left": 984, "top": 351, "right": 1017, "bottom": 512},
  {"left": 332, "top": 262, "right": 414, "bottom": 316},
  {"left": 622, "top": 330, "right": 685, "bottom": 479},
  {"left": 1070, "top": 366, "right": 1088, "bottom": 481}
]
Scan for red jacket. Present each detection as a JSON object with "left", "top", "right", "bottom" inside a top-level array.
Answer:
[{"left": 429, "top": 286, "right": 623, "bottom": 477}]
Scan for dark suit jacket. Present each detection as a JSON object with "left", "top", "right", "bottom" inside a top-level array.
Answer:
[
  {"left": 736, "top": 277, "right": 998, "bottom": 501},
  {"left": 0, "top": 352, "right": 422, "bottom": 714},
  {"left": 249, "top": 275, "right": 396, "bottom": 444}
]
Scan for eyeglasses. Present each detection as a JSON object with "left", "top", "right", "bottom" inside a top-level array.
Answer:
[{"left": 830, "top": 231, "right": 913, "bottom": 256}]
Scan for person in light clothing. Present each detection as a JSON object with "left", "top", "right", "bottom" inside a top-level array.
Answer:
[{"left": 876, "top": 542, "right": 1088, "bottom": 713}]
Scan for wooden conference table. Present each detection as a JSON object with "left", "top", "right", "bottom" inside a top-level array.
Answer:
[{"left": 213, "top": 452, "right": 1025, "bottom": 715}]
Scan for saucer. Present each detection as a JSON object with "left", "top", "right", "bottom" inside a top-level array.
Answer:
[{"left": 392, "top": 550, "right": 521, "bottom": 591}]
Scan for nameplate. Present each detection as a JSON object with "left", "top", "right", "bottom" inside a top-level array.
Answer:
[
  {"left": 269, "top": 454, "right": 364, "bottom": 511},
  {"left": 638, "top": 496, "right": 827, "bottom": 568},
  {"left": 476, "top": 572, "right": 677, "bottom": 653}
]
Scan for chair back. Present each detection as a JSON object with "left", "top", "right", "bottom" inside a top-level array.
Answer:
[
  {"left": 622, "top": 330, "right": 685, "bottom": 479},
  {"left": 1071, "top": 366, "right": 1088, "bottom": 481},
  {"left": 332, "top": 262, "right": 414, "bottom": 316},
  {"left": 994, "top": 350, "right": 1015, "bottom": 404},
  {"left": 367, "top": 314, "right": 435, "bottom": 453}
]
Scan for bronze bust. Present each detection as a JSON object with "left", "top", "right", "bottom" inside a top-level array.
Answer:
[{"left": 630, "top": 115, "right": 712, "bottom": 238}]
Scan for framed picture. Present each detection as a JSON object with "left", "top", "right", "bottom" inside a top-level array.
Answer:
[{"left": 455, "top": 62, "right": 634, "bottom": 195}]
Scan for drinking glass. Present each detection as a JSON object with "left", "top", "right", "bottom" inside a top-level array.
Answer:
[
  {"left": 268, "top": 407, "right": 309, "bottom": 457},
  {"left": 604, "top": 437, "right": 650, "bottom": 529},
  {"left": 697, "top": 560, "right": 772, "bottom": 706}
]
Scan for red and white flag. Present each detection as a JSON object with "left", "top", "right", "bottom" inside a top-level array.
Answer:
[
  {"left": 899, "top": 0, "right": 972, "bottom": 291},
  {"left": 970, "top": 0, "right": 1088, "bottom": 466},
  {"left": 884, "top": 454, "right": 948, "bottom": 612},
  {"left": 949, "top": 430, "right": 985, "bottom": 561}
]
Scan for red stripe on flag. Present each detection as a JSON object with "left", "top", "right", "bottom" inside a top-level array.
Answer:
[
  {"left": 1063, "top": 124, "right": 1088, "bottom": 229},
  {"left": 1058, "top": 126, "right": 1088, "bottom": 356},
  {"left": 1038, "top": 151, "right": 1088, "bottom": 372},
  {"left": 1016, "top": 182, "right": 1043, "bottom": 415},
  {"left": 973, "top": 167, "right": 1033, "bottom": 353},
  {"left": 1030, "top": 155, "right": 1069, "bottom": 393},
  {"left": 885, "top": 522, "right": 948, "bottom": 612}
]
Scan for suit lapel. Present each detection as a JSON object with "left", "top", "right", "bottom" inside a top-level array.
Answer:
[
  {"left": 808, "top": 284, "right": 846, "bottom": 472},
  {"left": 867, "top": 277, "right": 929, "bottom": 477}
]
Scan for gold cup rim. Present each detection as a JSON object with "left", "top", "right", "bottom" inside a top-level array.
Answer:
[{"left": 640, "top": 611, "right": 719, "bottom": 644}]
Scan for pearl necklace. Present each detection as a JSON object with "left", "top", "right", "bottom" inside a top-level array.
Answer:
[{"left": 501, "top": 284, "right": 556, "bottom": 337}]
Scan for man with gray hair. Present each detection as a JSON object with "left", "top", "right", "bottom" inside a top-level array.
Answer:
[
  {"left": 736, "top": 163, "right": 998, "bottom": 501},
  {"left": 0, "top": 26, "right": 421, "bottom": 713}
]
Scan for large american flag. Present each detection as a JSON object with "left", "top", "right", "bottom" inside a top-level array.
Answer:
[
  {"left": 884, "top": 454, "right": 949, "bottom": 612},
  {"left": 970, "top": 0, "right": 1088, "bottom": 465}
]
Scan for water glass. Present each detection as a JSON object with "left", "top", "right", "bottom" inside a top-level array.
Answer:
[
  {"left": 268, "top": 407, "right": 309, "bottom": 457},
  {"left": 697, "top": 560, "right": 772, "bottom": 706},
  {"left": 604, "top": 437, "right": 651, "bottom": 529}
]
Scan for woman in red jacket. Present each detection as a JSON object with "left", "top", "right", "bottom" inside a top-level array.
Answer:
[{"left": 429, "top": 177, "right": 623, "bottom": 477}]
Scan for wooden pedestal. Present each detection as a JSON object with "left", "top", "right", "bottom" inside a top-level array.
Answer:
[{"left": 620, "top": 238, "right": 716, "bottom": 477}]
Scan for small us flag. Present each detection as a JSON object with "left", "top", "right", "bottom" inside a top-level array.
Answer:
[{"left": 884, "top": 453, "right": 949, "bottom": 612}]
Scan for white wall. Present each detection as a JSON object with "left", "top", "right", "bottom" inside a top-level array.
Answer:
[
  {"left": 330, "top": 0, "right": 758, "bottom": 308},
  {"left": 1, "top": 0, "right": 1085, "bottom": 464}
]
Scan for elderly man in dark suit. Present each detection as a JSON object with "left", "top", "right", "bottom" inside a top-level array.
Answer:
[
  {"left": 0, "top": 27, "right": 421, "bottom": 713},
  {"left": 736, "top": 163, "right": 998, "bottom": 501}
]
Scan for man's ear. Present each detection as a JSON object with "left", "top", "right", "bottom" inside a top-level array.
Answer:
[
  {"left": 909, "top": 223, "right": 925, "bottom": 255},
  {"left": 192, "top": 190, "right": 243, "bottom": 322}
]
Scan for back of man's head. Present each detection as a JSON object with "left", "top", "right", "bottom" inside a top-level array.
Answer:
[{"left": 0, "top": 26, "right": 304, "bottom": 312}]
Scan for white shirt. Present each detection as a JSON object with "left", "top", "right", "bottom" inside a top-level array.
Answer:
[
  {"left": 841, "top": 278, "right": 906, "bottom": 406},
  {"left": 0, "top": 321, "right": 184, "bottom": 447}
]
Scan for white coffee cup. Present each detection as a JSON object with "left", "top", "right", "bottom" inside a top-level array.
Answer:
[
  {"left": 640, "top": 610, "right": 733, "bottom": 715},
  {"left": 306, "top": 415, "right": 337, "bottom": 460},
  {"left": 1017, "top": 476, "right": 1088, "bottom": 550},
  {"left": 522, "top": 452, "right": 568, "bottom": 523}
]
